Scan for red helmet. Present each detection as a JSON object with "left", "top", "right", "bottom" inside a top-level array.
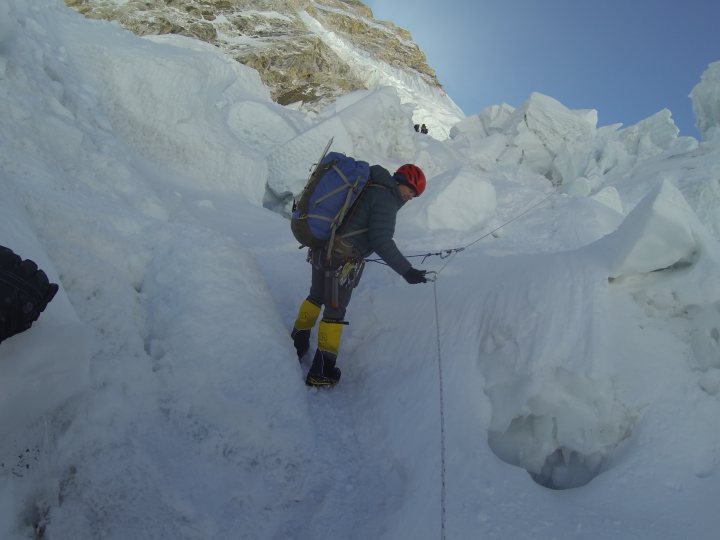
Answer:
[{"left": 394, "top": 164, "right": 426, "bottom": 196}]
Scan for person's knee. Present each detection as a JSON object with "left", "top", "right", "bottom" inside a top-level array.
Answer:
[
  {"left": 294, "top": 298, "right": 321, "bottom": 330},
  {"left": 322, "top": 305, "right": 346, "bottom": 321},
  {"left": 306, "top": 295, "right": 323, "bottom": 309}
]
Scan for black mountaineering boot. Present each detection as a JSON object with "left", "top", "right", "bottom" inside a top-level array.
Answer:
[
  {"left": 290, "top": 328, "right": 311, "bottom": 360},
  {"left": 305, "top": 349, "right": 341, "bottom": 387}
]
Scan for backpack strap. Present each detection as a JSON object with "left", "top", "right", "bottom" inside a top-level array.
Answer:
[
  {"left": 324, "top": 166, "right": 372, "bottom": 262},
  {"left": 307, "top": 167, "right": 365, "bottom": 224},
  {"left": 337, "top": 228, "right": 368, "bottom": 239},
  {"left": 314, "top": 165, "right": 360, "bottom": 205}
]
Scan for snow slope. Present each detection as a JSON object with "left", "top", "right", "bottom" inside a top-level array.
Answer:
[{"left": 1, "top": 1, "right": 719, "bottom": 539}]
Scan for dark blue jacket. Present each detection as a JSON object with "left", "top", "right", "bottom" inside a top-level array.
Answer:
[{"left": 340, "top": 165, "right": 411, "bottom": 275}]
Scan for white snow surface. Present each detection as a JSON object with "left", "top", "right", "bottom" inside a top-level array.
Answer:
[{"left": 1, "top": 1, "right": 720, "bottom": 539}]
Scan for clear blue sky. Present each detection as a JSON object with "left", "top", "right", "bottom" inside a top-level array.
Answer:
[{"left": 365, "top": 0, "right": 720, "bottom": 138}]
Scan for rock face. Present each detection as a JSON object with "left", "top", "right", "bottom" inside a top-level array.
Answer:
[{"left": 65, "top": 0, "right": 442, "bottom": 110}]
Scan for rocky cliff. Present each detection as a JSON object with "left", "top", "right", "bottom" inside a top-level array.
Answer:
[{"left": 65, "top": 0, "right": 444, "bottom": 112}]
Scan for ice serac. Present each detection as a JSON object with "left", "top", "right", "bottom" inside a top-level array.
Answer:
[
  {"left": 617, "top": 109, "right": 680, "bottom": 157},
  {"left": 450, "top": 93, "right": 599, "bottom": 186},
  {"left": 691, "top": 60, "right": 720, "bottom": 142},
  {"left": 598, "top": 180, "right": 707, "bottom": 279},
  {"left": 449, "top": 92, "right": 697, "bottom": 191}
]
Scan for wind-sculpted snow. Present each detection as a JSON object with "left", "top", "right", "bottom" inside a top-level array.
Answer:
[
  {"left": 455, "top": 250, "right": 633, "bottom": 490},
  {"left": 65, "top": 28, "right": 272, "bottom": 203},
  {"left": 2, "top": 1, "right": 720, "bottom": 539},
  {"left": 476, "top": 181, "right": 720, "bottom": 489},
  {"left": 0, "top": 188, "right": 90, "bottom": 448}
]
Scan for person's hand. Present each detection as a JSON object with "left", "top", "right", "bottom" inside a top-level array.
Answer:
[{"left": 403, "top": 267, "right": 428, "bottom": 284}]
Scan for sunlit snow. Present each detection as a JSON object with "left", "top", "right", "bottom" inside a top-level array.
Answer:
[{"left": 2, "top": 1, "right": 720, "bottom": 539}]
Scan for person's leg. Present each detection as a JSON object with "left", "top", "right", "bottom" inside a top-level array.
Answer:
[
  {"left": 290, "top": 251, "right": 325, "bottom": 359},
  {"left": 306, "top": 259, "right": 361, "bottom": 386},
  {"left": 305, "top": 317, "right": 344, "bottom": 386},
  {"left": 290, "top": 298, "right": 320, "bottom": 358}
]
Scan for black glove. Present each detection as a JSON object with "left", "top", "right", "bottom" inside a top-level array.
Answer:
[{"left": 402, "top": 267, "right": 428, "bottom": 284}]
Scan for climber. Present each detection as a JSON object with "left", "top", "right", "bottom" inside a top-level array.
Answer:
[{"left": 291, "top": 162, "right": 429, "bottom": 387}]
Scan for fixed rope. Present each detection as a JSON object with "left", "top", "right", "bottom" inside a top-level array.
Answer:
[
  {"left": 433, "top": 277, "right": 448, "bottom": 540},
  {"left": 363, "top": 192, "right": 554, "bottom": 538},
  {"left": 410, "top": 192, "right": 554, "bottom": 540},
  {"left": 366, "top": 192, "right": 554, "bottom": 268}
]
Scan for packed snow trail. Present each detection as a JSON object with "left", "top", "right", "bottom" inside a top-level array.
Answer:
[
  {"left": 196, "top": 203, "right": 411, "bottom": 540},
  {"left": 291, "top": 383, "right": 406, "bottom": 539}
]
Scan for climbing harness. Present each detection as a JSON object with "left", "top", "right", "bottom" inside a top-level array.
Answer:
[{"left": 336, "top": 258, "right": 365, "bottom": 288}]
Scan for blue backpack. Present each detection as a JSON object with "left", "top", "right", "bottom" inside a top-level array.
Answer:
[{"left": 291, "top": 149, "right": 371, "bottom": 251}]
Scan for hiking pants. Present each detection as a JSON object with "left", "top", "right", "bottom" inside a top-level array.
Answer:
[{"left": 306, "top": 248, "right": 364, "bottom": 322}]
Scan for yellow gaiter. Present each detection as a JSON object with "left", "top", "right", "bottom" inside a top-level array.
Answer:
[
  {"left": 293, "top": 299, "right": 321, "bottom": 331},
  {"left": 318, "top": 319, "right": 343, "bottom": 356}
]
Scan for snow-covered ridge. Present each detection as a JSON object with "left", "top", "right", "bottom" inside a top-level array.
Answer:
[
  {"left": 298, "top": 9, "right": 464, "bottom": 139},
  {"left": 65, "top": 0, "right": 462, "bottom": 136}
]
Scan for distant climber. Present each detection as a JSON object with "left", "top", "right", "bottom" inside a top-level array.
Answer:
[
  {"left": 414, "top": 124, "right": 420, "bottom": 132},
  {"left": 290, "top": 159, "right": 430, "bottom": 387},
  {"left": 420, "top": 123, "right": 428, "bottom": 134}
]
